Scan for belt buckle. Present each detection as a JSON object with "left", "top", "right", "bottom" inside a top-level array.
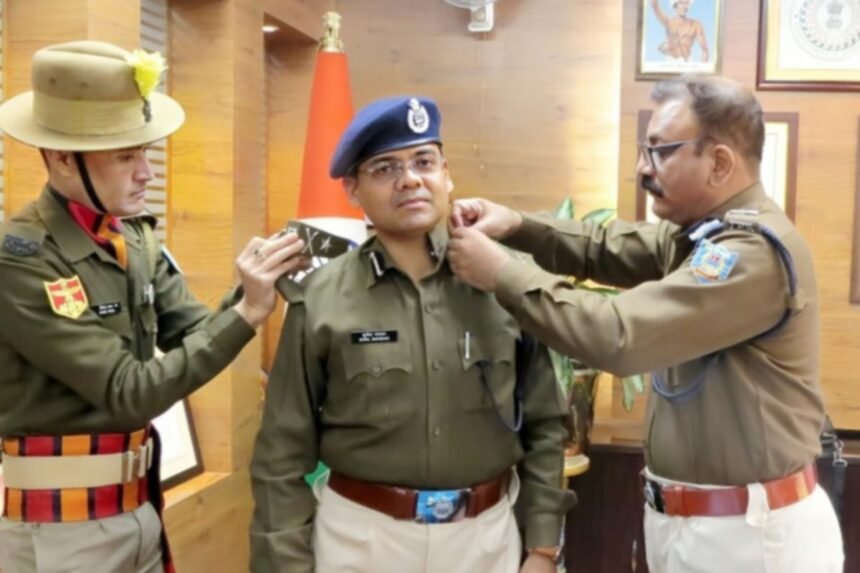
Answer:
[
  {"left": 414, "top": 489, "right": 469, "bottom": 524},
  {"left": 643, "top": 479, "right": 665, "bottom": 513}
]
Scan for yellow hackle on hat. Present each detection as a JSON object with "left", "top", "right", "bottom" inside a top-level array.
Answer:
[{"left": 0, "top": 40, "right": 184, "bottom": 151}]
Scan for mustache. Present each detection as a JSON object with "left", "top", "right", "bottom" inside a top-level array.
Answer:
[{"left": 641, "top": 176, "right": 664, "bottom": 197}]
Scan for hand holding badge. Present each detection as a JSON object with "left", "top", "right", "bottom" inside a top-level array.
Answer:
[{"left": 275, "top": 220, "right": 358, "bottom": 300}]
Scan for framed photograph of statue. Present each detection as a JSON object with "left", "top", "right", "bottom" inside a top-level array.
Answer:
[
  {"left": 635, "top": 110, "right": 797, "bottom": 222},
  {"left": 152, "top": 399, "right": 203, "bottom": 489},
  {"left": 637, "top": 0, "right": 724, "bottom": 79},
  {"left": 758, "top": 0, "right": 860, "bottom": 91}
]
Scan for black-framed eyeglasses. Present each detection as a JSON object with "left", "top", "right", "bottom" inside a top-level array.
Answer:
[{"left": 637, "top": 139, "right": 700, "bottom": 171}]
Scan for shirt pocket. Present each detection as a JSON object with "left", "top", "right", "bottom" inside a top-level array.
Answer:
[
  {"left": 330, "top": 343, "right": 415, "bottom": 424},
  {"left": 458, "top": 333, "right": 517, "bottom": 413}
]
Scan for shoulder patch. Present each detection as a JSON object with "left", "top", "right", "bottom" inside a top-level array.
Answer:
[
  {"left": 1, "top": 222, "right": 46, "bottom": 257},
  {"left": 44, "top": 276, "right": 89, "bottom": 319},
  {"left": 690, "top": 238, "right": 739, "bottom": 284},
  {"left": 3, "top": 234, "right": 41, "bottom": 256}
]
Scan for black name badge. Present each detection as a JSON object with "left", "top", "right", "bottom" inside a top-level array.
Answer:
[
  {"left": 92, "top": 302, "right": 123, "bottom": 317},
  {"left": 351, "top": 330, "right": 398, "bottom": 344}
]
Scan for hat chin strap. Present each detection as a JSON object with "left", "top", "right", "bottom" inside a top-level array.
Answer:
[{"left": 73, "top": 152, "right": 107, "bottom": 214}]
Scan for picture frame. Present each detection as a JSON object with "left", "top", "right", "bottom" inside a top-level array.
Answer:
[
  {"left": 849, "top": 118, "right": 860, "bottom": 303},
  {"left": 153, "top": 399, "right": 203, "bottom": 489},
  {"left": 757, "top": 0, "right": 860, "bottom": 91},
  {"left": 634, "top": 110, "right": 798, "bottom": 222},
  {"left": 636, "top": 0, "right": 723, "bottom": 80}
]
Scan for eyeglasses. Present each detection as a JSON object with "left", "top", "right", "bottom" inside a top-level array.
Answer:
[
  {"left": 637, "top": 139, "right": 700, "bottom": 171},
  {"left": 357, "top": 153, "right": 443, "bottom": 183}
]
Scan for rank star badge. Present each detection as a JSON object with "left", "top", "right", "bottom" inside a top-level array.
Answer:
[
  {"left": 44, "top": 276, "right": 89, "bottom": 319},
  {"left": 690, "top": 239, "right": 739, "bottom": 284}
]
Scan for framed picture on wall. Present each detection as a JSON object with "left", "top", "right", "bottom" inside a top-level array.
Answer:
[
  {"left": 759, "top": 113, "right": 798, "bottom": 220},
  {"left": 850, "top": 117, "right": 860, "bottom": 303},
  {"left": 758, "top": 0, "right": 860, "bottom": 91},
  {"left": 153, "top": 399, "right": 203, "bottom": 489},
  {"left": 636, "top": 0, "right": 723, "bottom": 79},
  {"left": 635, "top": 110, "right": 798, "bottom": 222}
]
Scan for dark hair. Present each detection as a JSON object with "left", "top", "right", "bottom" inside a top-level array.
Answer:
[{"left": 651, "top": 75, "right": 764, "bottom": 170}]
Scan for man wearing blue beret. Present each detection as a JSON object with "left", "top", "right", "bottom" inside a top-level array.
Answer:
[{"left": 249, "top": 96, "right": 576, "bottom": 573}]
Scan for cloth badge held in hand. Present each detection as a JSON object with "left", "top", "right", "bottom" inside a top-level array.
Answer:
[{"left": 690, "top": 239, "right": 739, "bottom": 284}]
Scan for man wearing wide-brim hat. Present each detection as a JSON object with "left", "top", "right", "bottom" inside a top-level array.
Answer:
[{"left": 0, "top": 41, "right": 307, "bottom": 573}]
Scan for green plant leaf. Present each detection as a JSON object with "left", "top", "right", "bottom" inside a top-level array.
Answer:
[
  {"left": 582, "top": 207, "right": 616, "bottom": 226},
  {"left": 621, "top": 374, "right": 646, "bottom": 411}
]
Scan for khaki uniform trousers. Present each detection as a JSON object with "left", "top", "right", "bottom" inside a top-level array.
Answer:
[
  {"left": 0, "top": 502, "right": 164, "bottom": 573},
  {"left": 644, "top": 472, "right": 844, "bottom": 573},
  {"left": 312, "top": 475, "right": 522, "bottom": 573}
]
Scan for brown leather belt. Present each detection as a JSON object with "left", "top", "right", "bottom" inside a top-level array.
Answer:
[
  {"left": 643, "top": 464, "right": 817, "bottom": 517},
  {"left": 327, "top": 471, "right": 510, "bottom": 523}
]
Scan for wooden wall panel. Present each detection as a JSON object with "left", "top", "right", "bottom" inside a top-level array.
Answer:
[
  {"left": 263, "top": 38, "right": 317, "bottom": 369},
  {"left": 619, "top": 0, "right": 860, "bottom": 429},
  {"left": 334, "top": 0, "right": 622, "bottom": 218}
]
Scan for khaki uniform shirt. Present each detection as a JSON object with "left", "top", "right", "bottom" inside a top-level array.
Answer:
[
  {"left": 0, "top": 188, "right": 255, "bottom": 436},
  {"left": 495, "top": 184, "right": 824, "bottom": 485},
  {"left": 250, "top": 225, "right": 574, "bottom": 572}
]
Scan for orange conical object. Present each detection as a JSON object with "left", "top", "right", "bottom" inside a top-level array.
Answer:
[{"left": 296, "top": 40, "right": 362, "bottom": 220}]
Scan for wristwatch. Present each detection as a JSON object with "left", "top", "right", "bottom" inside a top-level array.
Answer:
[{"left": 528, "top": 545, "right": 563, "bottom": 565}]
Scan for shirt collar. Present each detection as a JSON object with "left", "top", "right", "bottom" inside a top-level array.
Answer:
[
  {"left": 360, "top": 222, "right": 451, "bottom": 287},
  {"left": 681, "top": 182, "right": 767, "bottom": 241}
]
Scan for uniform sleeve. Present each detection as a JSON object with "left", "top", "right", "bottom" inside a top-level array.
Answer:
[
  {"left": 249, "top": 301, "right": 324, "bottom": 573},
  {"left": 503, "top": 213, "right": 669, "bottom": 288},
  {"left": 151, "top": 245, "right": 244, "bottom": 351},
  {"left": 515, "top": 333, "right": 578, "bottom": 549},
  {"left": 0, "top": 254, "right": 255, "bottom": 428},
  {"left": 495, "top": 230, "right": 788, "bottom": 377}
]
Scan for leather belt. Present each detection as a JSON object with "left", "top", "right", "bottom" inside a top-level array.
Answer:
[
  {"left": 328, "top": 471, "right": 510, "bottom": 523},
  {"left": 642, "top": 464, "right": 817, "bottom": 517}
]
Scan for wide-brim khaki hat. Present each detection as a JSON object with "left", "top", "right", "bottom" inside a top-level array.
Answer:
[{"left": 0, "top": 40, "right": 184, "bottom": 151}]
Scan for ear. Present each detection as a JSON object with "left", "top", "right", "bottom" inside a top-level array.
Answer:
[
  {"left": 342, "top": 177, "right": 361, "bottom": 208},
  {"left": 709, "top": 144, "right": 736, "bottom": 187},
  {"left": 43, "top": 150, "right": 78, "bottom": 177}
]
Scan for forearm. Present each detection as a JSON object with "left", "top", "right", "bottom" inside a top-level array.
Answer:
[{"left": 503, "top": 214, "right": 665, "bottom": 287}]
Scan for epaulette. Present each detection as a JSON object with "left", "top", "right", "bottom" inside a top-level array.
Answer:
[
  {"left": 275, "top": 275, "right": 305, "bottom": 304},
  {"left": 722, "top": 209, "right": 760, "bottom": 232},
  {"left": 1, "top": 223, "right": 46, "bottom": 257}
]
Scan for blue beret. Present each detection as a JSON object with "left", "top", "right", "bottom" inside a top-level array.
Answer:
[{"left": 329, "top": 96, "right": 442, "bottom": 178}]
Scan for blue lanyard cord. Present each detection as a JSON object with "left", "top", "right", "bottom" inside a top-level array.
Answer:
[
  {"left": 654, "top": 223, "right": 798, "bottom": 404},
  {"left": 651, "top": 353, "right": 721, "bottom": 403},
  {"left": 754, "top": 225, "right": 798, "bottom": 340},
  {"left": 477, "top": 360, "right": 524, "bottom": 433}
]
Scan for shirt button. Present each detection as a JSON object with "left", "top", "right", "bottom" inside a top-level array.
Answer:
[
  {"left": 423, "top": 303, "right": 433, "bottom": 313},
  {"left": 431, "top": 360, "right": 442, "bottom": 371},
  {"left": 433, "top": 427, "right": 441, "bottom": 437},
  {"left": 371, "top": 364, "right": 382, "bottom": 375}
]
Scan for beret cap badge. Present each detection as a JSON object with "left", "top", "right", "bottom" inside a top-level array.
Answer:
[{"left": 407, "top": 98, "right": 430, "bottom": 134}]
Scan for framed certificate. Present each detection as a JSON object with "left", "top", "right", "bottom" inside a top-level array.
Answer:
[
  {"left": 758, "top": 0, "right": 860, "bottom": 91},
  {"left": 153, "top": 399, "right": 203, "bottom": 489}
]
